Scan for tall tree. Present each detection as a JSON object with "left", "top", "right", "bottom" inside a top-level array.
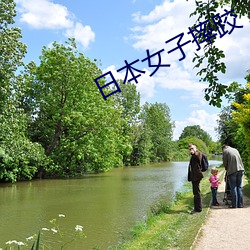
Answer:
[
  {"left": 0, "top": 0, "right": 26, "bottom": 109},
  {"left": 114, "top": 80, "right": 140, "bottom": 124},
  {"left": 230, "top": 76, "right": 250, "bottom": 176},
  {"left": 140, "top": 102, "right": 174, "bottom": 162},
  {"left": 0, "top": 0, "right": 46, "bottom": 182},
  {"left": 24, "top": 39, "right": 126, "bottom": 175},
  {"left": 216, "top": 71, "right": 250, "bottom": 149},
  {"left": 113, "top": 81, "right": 140, "bottom": 165},
  {"left": 129, "top": 122, "right": 153, "bottom": 165}
]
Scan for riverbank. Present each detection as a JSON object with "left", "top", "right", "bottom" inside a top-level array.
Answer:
[
  {"left": 112, "top": 169, "right": 250, "bottom": 250},
  {"left": 111, "top": 170, "right": 221, "bottom": 249}
]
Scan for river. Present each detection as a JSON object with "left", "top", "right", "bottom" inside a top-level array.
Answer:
[{"left": 0, "top": 160, "right": 222, "bottom": 249}]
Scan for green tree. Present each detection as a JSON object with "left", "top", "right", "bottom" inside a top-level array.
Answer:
[
  {"left": 24, "top": 39, "right": 126, "bottom": 175},
  {"left": 188, "top": 0, "right": 250, "bottom": 107},
  {"left": 114, "top": 80, "right": 140, "bottom": 124},
  {"left": 113, "top": 81, "right": 140, "bottom": 165},
  {"left": 230, "top": 81, "right": 250, "bottom": 176},
  {"left": 216, "top": 72, "right": 250, "bottom": 150},
  {"left": 209, "top": 141, "right": 222, "bottom": 154},
  {"left": 179, "top": 125, "right": 212, "bottom": 146},
  {"left": 0, "top": 0, "right": 26, "bottom": 109},
  {"left": 0, "top": 0, "right": 47, "bottom": 182},
  {"left": 129, "top": 122, "right": 153, "bottom": 165},
  {"left": 178, "top": 136, "right": 209, "bottom": 156},
  {"left": 215, "top": 71, "right": 250, "bottom": 176},
  {"left": 216, "top": 106, "right": 240, "bottom": 146},
  {"left": 140, "top": 102, "right": 174, "bottom": 162}
]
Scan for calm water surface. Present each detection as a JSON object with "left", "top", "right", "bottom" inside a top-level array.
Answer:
[{"left": 0, "top": 160, "right": 221, "bottom": 249}]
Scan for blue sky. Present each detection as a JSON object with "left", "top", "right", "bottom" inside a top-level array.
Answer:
[{"left": 14, "top": 0, "right": 250, "bottom": 141}]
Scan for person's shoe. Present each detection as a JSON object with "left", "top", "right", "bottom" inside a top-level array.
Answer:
[
  {"left": 238, "top": 205, "right": 243, "bottom": 208},
  {"left": 228, "top": 205, "right": 236, "bottom": 208},
  {"left": 190, "top": 209, "right": 201, "bottom": 214},
  {"left": 212, "top": 203, "right": 220, "bottom": 206}
]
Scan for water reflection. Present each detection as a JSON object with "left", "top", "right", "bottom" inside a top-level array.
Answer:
[{"left": 0, "top": 160, "right": 221, "bottom": 249}]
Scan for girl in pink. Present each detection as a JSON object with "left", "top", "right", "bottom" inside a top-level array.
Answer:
[{"left": 209, "top": 168, "right": 220, "bottom": 206}]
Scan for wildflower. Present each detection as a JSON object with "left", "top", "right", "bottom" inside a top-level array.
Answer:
[
  {"left": 75, "top": 225, "right": 83, "bottom": 232},
  {"left": 6, "top": 240, "right": 17, "bottom": 245},
  {"left": 5, "top": 240, "right": 25, "bottom": 246},
  {"left": 51, "top": 228, "right": 58, "bottom": 233},
  {"left": 42, "top": 228, "right": 50, "bottom": 231},
  {"left": 17, "top": 242, "right": 25, "bottom": 246},
  {"left": 26, "top": 236, "right": 34, "bottom": 241},
  {"left": 58, "top": 214, "right": 65, "bottom": 217}
]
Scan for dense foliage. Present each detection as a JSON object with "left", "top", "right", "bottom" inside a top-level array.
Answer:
[
  {"left": 0, "top": 0, "right": 48, "bottom": 182},
  {"left": 216, "top": 72, "right": 250, "bottom": 176},
  {"left": 23, "top": 40, "right": 129, "bottom": 176},
  {"left": 4, "top": 0, "right": 250, "bottom": 183}
]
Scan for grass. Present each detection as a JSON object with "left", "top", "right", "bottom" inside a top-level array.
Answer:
[
  {"left": 243, "top": 177, "right": 250, "bottom": 197},
  {"left": 111, "top": 169, "right": 225, "bottom": 250}
]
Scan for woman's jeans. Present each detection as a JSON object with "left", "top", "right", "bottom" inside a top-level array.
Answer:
[
  {"left": 228, "top": 170, "right": 244, "bottom": 208},
  {"left": 211, "top": 187, "right": 218, "bottom": 205}
]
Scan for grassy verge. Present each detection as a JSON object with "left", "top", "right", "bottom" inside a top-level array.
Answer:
[
  {"left": 243, "top": 177, "right": 250, "bottom": 197},
  {"left": 111, "top": 170, "right": 225, "bottom": 250}
]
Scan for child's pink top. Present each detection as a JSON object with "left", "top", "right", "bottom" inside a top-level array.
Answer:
[{"left": 209, "top": 175, "right": 219, "bottom": 188}]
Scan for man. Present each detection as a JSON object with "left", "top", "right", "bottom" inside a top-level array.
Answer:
[
  {"left": 188, "top": 143, "right": 204, "bottom": 214},
  {"left": 222, "top": 144, "right": 244, "bottom": 208}
]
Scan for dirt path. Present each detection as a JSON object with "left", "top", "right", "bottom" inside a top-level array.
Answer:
[{"left": 192, "top": 174, "right": 250, "bottom": 250}]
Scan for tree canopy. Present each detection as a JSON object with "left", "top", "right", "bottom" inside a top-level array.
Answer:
[
  {"left": 216, "top": 71, "right": 250, "bottom": 176},
  {"left": 24, "top": 39, "right": 129, "bottom": 175},
  {"left": 179, "top": 125, "right": 212, "bottom": 146},
  {"left": 178, "top": 136, "right": 209, "bottom": 156},
  {"left": 0, "top": 0, "right": 48, "bottom": 182}
]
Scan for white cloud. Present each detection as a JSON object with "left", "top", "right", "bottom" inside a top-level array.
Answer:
[
  {"left": 132, "top": 0, "right": 189, "bottom": 24},
  {"left": 102, "top": 65, "right": 156, "bottom": 104},
  {"left": 173, "top": 110, "right": 219, "bottom": 141},
  {"left": 129, "top": 0, "right": 250, "bottom": 97},
  {"left": 214, "top": 15, "right": 250, "bottom": 82},
  {"left": 128, "top": 0, "right": 205, "bottom": 103},
  {"left": 16, "top": 0, "right": 95, "bottom": 49},
  {"left": 136, "top": 69, "right": 156, "bottom": 103},
  {"left": 65, "top": 22, "right": 95, "bottom": 48},
  {"left": 131, "top": 0, "right": 196, "bottom": 52},
  {"left": 153, "top": 62, "right": 205, "bottom": 91},
  {"left": 16, "top": 0, "right": 73, "bottom": 29}
]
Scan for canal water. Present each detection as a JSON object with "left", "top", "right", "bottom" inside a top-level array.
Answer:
[{"left": 0, "top": 160, "right": 221, "bottom": 249}]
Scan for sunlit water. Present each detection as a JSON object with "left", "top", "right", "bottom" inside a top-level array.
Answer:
[{"left": 0, "top": 160, "right": 221, "bottom": 249}]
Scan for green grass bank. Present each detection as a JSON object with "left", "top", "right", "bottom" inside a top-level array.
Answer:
[{"left": 110, "top": 168, "right": 227, "bottom": 250}]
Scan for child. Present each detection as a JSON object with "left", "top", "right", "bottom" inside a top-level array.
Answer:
[{"left": 209, "top": 168, "right": 220, "bottom": 206}]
